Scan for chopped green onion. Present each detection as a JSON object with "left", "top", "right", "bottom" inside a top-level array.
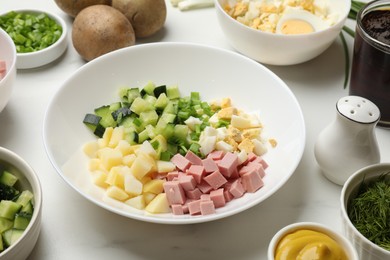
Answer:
[{"left": 0, "top": 11, "right": 62, "bottom": 53}]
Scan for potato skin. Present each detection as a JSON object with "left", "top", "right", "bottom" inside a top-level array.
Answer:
[
  {"left": 72, "top": 5, "right": 135, "bottom": 61},
  {"left": 54, "top": 0, "right": 112, "bottom": 17},
  {"left": 112, "top": 0, "right": 166, "bottom": 38}
]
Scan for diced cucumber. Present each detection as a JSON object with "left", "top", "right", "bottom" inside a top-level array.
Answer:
[
  {"left": 94, "top": 105, "right": 116, "bottom": 128},
  {"left": 163, "top": 101, "right": 178, "bottom": 115},
  {"left": 166, "top": 85, "right": 180, "bottom": 99},
  {"left": 155, "top": 123, "right": 174, "bottom": 140},
  {"left": 15, "top": 190, "right": 33, "bottom": 208},
  {"left": 2, "top": 228, "right": 24, "bottom": 247},
  {"left": 139, "top": 110, "right": 159, "bottom": 126},
  {"left": 127, "top": 88, "right": 141, "bottom": 103},
  {"left": 138, "top": 129, "right": 150, "bottom": 144},
  {"left": 20, "top": 201, "right": 33, "bottom": 214},
  {"left": 93, "top": 124, "right": 106, "bottom": 138},
  {"left": 0, "top": 217, "right": 13, "bottom": 233},
  {"left": 109, "top": 102, "right": 121, "bottom": 112},
  {"left": 124, "top": 131, "right": 138, "bottom": 145},
  {"left": 154, "top": 93, "right": 169, "bottom": 109},
  {"left": 130, "top": 97, "right": 154, "bottom": 115},
  {"left": 0, "top": 183, "right": 19, "bottom": 201},
  {"left": 0, "top": 201, "right": 22, "bottom": 220},
  {"left": 83, "top": 114, "right": 102, "bottom": 131},
  {"left": 13, "top": 212, "right": 32, "bottom": 230},
  {"left": 174, "top": 125, "right": 189, "bottom": 142},
  {"left": 0, "top": 171, "right": 18, "bottom": 187},
  {"left": 141, "top": 81, "right": 156, "bottom": 96},
  {"left": 143, "top": 95, "right": 157, "bottom": 106},
  {"left": 111, "top": 107, "right": 132, "bottom": 122},
  {"left": 153, "top": 85, "right": 167, "bottom": 97}
]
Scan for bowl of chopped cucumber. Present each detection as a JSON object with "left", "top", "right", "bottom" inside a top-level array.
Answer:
[
  {"left": 43, "top": 42, "right": 305, "bottom": 224},
  {"left": 0, "top": 147, "right": 42, "bottom": 259},
  {"left": 0, "top": 9, "right": 68, "bottom": 69}
]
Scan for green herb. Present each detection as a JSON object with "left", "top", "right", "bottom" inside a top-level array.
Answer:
[
  {"left": 0, "top": 11, "right": 62, "bottom": 53},
  {"left": 340, "top": 1, "right": 367, "bottom": 89},
  {"left": 347, "top": 173, "right": 390, "bottom": 251}
]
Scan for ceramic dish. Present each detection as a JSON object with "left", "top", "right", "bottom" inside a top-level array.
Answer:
[
  {"left": 43, "top": 42, "right": 305, "bottom": 224},
  {"left": 267, "top": 222, "right": 359, "bottom": 260},
  {"left": 341, "top": 163, "right": 390, "bottom": 260},
  {"left": 0, "top": 9, "right": 68, "bottom": 69},
  {"left": 215, "top": 0, "right": 350, "bottom": 65},
  {"left": 0, "top": 27, "right": 16, "bottom": 113},
  {"left": 0, "top": 147, "right": 42, "bottom": 260}
]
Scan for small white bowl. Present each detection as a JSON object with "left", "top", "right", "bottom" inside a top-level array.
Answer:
[
  {"left": 268, "top": 222, "right": 359, "bottom": 260},
  {"left": 0, "top": 147, "right": 42, "bottom": 260},
  {"left": 341, "top": 163, "right": 390, "bottom": 260},
  {"left": 215, "top": 0, "right": 351, "bottom": 65},
  {"left": 1, "top": 9, "right": 68, "bottom": 69},
  {"left": 0, "top": 28, "right": 16, "bottom": 113}
]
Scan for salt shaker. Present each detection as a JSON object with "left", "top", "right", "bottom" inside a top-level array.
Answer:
[{"left": 314, "top": 96, "right": 381, "bottom": 185}]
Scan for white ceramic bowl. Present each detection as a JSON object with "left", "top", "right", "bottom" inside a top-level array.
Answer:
[
  {"left": 0, "top": 147, "right": 42, "bottom": 260},
  {"left": 0, "top": 28, "right": 16, "bottom": 113},
  {"left": 215, "top": 0, "right": 351, "bottom": 65},
  {"left": 43, "top": 42, "right": 305, "bottom": 224},
  {"left": 268, "top": 222, "right": 359, "bottom": 260},
  {"left": 1, "top": 9, "right": 68, "bottom": 69},
  {"left": 341, "top": 163, "right": 390, "bottom": 260}
]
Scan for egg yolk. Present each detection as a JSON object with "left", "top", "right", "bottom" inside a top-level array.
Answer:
[
  {"left": 274, "top": 229, "right": 348, "bottom": 260},
  {"left": 280, "top": 19, "right": 314, "bottom": 34}
]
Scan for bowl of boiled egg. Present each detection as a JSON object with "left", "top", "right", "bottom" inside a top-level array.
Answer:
[{"left": 215, "top": 0, "right": 351, "bottom": 65}]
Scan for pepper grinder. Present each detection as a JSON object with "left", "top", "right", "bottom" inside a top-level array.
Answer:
[{"left": 314, "top": 96, "right": 381, "bottom": 185}]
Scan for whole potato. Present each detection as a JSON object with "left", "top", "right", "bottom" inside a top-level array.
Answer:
[
  {"left": 112, "top": 0, "right": 166, "bottom": 38},
  {"left": 54, "top": 0, "right": 112, "bottom": 17},
  {"left": 72, "top": 5, "right": 135, "bottom": 61}
]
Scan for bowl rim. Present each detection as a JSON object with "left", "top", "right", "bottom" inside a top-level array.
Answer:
[
  {"left": 0, "top": 9, "right": 68, "bottom": 58},
  {"left": 340, "top": 162, "right": 390, "bottom": 256},
  {"left": 214, "top": 0, "right": 352, "bottom": 38},
  {"left": 268, "top": 222, "right": 359, "bottom": 259},
  {"left": 0, "top": 27, "right": 16, "bottom": 82},
  {"left": 0, "top": 146, "right": 42, "bottom": 256}
]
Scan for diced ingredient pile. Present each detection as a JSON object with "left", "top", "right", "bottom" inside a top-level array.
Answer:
[
  {"left": 0, "top": 170, "right": 34, "bottom": 251},
  {"left": 0, "top": 11, "right": 62, "bottom": 53},
  {"left": 83, "top": 82, "right": 275, "bottom": 216},
  {"left": 224, "top": 0, "right": 339, "bottom": 34},
  {"left": 0, "top": 60, "right": 6, "bottom": 80}
]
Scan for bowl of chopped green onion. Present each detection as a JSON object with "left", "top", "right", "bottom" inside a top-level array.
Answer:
[
  {"left": 0, "top": 147, "right": 42, "bottom": 259},
  {"left": 0, "top": 27, "right": 16, "bottom": 113},
  {"left": 341, "top": 163, "right": 390, "bottom": 260},
  {"left": 0, "top": 9, "right": 68, "bottom": 69}
]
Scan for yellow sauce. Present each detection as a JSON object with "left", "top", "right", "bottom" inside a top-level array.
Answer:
[
  {"left": 275, "top": 229, "right": 348, "bottom": 260},
  {"left": 280, "top": 20, "right": 314, "bottom": 34}
]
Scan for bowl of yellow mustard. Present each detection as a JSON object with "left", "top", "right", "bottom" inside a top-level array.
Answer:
[{"left": 268, "top": 222, "right": 358, "bottom": 260}]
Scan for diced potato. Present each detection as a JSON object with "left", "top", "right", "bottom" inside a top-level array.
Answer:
[
  {"left": 83, "top": 141, "right": 100, "bottom": 158},
  {"left": 115, "top": 139, "right": 133, "bottom": 156},
  {"left": 130, "top": 153, "right": 155, "bottom": 180},
  {"left": 145, "top": 193, "right": 171, "bottom": 214},
  {"left": 109, "top": 126, "right": 124, "bottom": 148},
  {"left": 216, "top": 140, "right": 233, "bottom": 152},
  {"left": 136, "top": 141, "right": 157, "bottom": 159},
  {"left": 122, "top": 154, "right": 136, "bottom": 167},
  {"left": 91, "top": 170, "right": 109, "bottom": 188},
  {"left": 140, "top": 176, "right": 152, "bottom": 185},
  {"left": 125, "top": 195, "right": 146, "bottom": 210},
  {"left": 124, "top": 173, "right": 143, "bottom": 196},
  {"left": 106, "top": 186, "right": 129, "bottom": 201},
  {"left": 97, "top": 147, "right": 123, "bottom": 170},
  {"left": 143, "top": 179, "right": 165, "bottom": 194},
  {"left": 156, "top": 160, "right": 175, "bottom": 173},
  {"left": 88, "top": 158, "right": 103, "bottom": 172},
  {"left": 98, "top": 127, "right": 114, "bottom": 148},
  {"left": 106, "top": 166, "right": 129, "bottom": 189},
  {"left": 143, "top": 192, "right": 156, "bottom": 204}
]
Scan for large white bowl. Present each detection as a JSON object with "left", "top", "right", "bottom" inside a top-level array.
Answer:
[
  {"left": 0, "top": 28, "right": 16, "bottom": 113},
  {"left": 1, "top": 9, "right": 68, "bottom": 69},
  {"left": 215, "top": 0, "right": 351, "bottom": 65},
  {"left": 341, "top": 163, "right": 390, "bottom": 260},
  {"left": 43, "top": 42, "right": 305, "bottom": 224},
  {"left": 0, "top": 147, "right": 42, "bottom": 260}
]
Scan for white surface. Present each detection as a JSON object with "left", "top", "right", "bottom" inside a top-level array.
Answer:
[
  {"left": 215, "top": 0, "right": 350, "bottom": 65},
  {"left": 1, "top": 0, "right": 389, "bottom": 259},
  {"left": 340, "top": 163, "right": 390, "bottom": 260},
  {"left": 42, "top": 42, "right": 305, "bottom": 224}
]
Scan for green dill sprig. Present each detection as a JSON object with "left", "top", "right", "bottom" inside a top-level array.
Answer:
[{"left": 348, "top": 172, "right": 390, "bottom": 251}]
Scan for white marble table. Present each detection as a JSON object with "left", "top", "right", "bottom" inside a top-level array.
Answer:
[{"left": 1, "top": 1, "right": 389, "bottom": 259}]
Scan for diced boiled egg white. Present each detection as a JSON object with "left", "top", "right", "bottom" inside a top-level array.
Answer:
[{"left": 275, "top": 7, "right": 330, "bottom": 34}]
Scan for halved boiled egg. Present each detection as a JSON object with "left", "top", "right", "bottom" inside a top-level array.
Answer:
[{"left": 276, "top": 8, "right": 330, "bottom": 35}]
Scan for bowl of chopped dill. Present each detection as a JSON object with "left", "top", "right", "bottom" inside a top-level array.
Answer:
[
  {"left": 0, "top": 9, "right": 68, "bottom": 69},
  {"left": 340, "top": 163, "right": 390, "bottom": 260}
]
